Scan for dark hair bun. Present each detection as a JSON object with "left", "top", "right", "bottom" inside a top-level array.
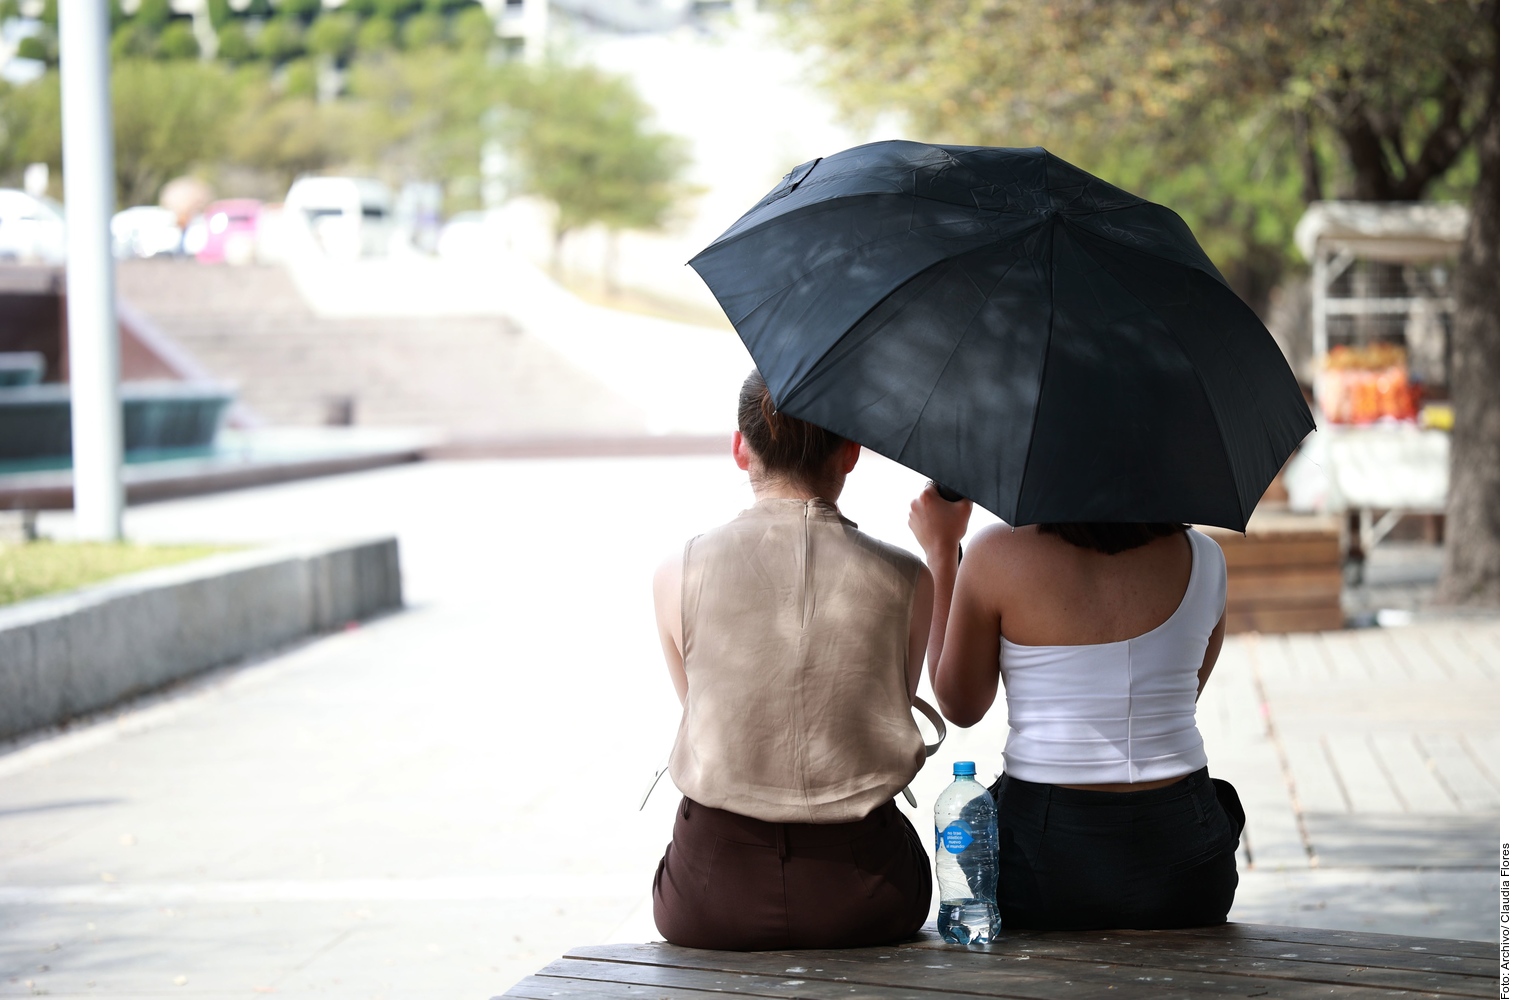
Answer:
[{"left": 737, "top": 370, "right": 846, "bottom": 489}]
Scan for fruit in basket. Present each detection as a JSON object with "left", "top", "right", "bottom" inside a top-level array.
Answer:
[
  {"left": 1315, "top": 344, "right": 1418, "bottom": 424},
  {"left": 1320, "top": 342, "right": 1409, "bottom": 371}
]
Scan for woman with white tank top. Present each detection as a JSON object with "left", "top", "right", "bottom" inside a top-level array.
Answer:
[{"left": 909, "top": 495, "right": 1245, "bottom": 930}]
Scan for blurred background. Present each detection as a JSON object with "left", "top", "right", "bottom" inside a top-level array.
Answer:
[{"left": 0, "top": 1, "right": 1499, "bottom": 997}]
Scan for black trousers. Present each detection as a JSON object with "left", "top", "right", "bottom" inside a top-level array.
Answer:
[{"left": 991, "top": 767, "right": 1245, "bottom": 930}]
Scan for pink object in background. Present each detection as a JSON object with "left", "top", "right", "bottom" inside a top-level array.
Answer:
[{"left": 196, "top": 198, "right": 261, "bottom": 264}]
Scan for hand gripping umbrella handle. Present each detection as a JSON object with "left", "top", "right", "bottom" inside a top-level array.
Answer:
[{"left": 932, "top": 482, "right": 965, "bottom": 503}]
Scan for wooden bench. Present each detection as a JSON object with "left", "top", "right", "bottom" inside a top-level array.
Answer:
[
  {"left": 499, "top": 924, "right": 1494, "bottom": 999},
  {"left": 1198, "top": 510, "right": 1344, "bottom": 633}
]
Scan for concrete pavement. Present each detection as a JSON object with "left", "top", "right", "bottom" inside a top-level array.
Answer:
[{"left": 1, "top": 455, "right": 1499, "bottom": 999}]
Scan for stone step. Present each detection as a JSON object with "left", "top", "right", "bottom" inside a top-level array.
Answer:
[{"left": 115, "top": 260, "right": 645, "bottom": 437}]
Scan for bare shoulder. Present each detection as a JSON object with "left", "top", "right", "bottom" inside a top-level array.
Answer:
[
  {"left": 964, "top": 523, "right": 1054, "bottom": 577},
  {"left": 652, "top": 548, "right": 684, "bottom": 593}
]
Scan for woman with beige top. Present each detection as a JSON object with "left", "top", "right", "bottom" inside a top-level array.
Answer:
[{"left": 649, "top": 370, "right": 937, "bottom": 950}]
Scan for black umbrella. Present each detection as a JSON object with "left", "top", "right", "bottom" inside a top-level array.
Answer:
[{"left": 688, "top": 141, "right": 1314, "bottom": 531}]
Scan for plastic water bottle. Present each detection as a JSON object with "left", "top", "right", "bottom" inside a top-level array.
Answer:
[{"left": 934, "top": 761, "right": 1001, "bottom": 944}]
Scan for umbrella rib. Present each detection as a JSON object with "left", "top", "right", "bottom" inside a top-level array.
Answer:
[
  {"left": 1061, "top": 226, "right": 1252, "bottom": 528},
  {"left": 785, "top": 218, "right": 1050, "bottom": 416},
  {"left": 892, "top": 254, "right": 1037, "bottom": 490},
  {"left": 1011, "top": 221, "right": 1058, "bottom": 528},
  {"left": 725, "top": 208, "right": 1040, "bottom": 340}
]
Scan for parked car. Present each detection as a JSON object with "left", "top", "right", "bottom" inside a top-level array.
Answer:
[
  {"left": 0, "top": 189, "right": 65, "bottom": 264},
  {"left": 283, "top": 177, "right": 394, "bottom": 259},
  {"left": 111, "top": 205, "right": 182, "bottom": 259},
  {"left": 196, "top": 198, "right": 261, "bottom": 264},
  {"left": 436, "top": 211, "right": 493, "bottom": 260}
]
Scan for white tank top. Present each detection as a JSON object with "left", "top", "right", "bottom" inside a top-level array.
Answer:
[{"left": 997, "top": 529, "right": 1227, "bottom": 785}]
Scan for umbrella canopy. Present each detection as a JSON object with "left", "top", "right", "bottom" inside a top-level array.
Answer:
[{"left": 689, "top": 141, "right": 1314, "bottom": 531}]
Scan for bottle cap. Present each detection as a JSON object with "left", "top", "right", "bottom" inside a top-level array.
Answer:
[{"left": 952, "top": 761, "right": 976, "bottom": 776}]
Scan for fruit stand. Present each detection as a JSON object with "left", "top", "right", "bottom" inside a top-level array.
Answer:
[{"left": 1289, "top": 201, "right": 1467, "bottom": 576}]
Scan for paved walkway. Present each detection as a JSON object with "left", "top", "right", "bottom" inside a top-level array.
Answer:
[{"left": 1, "top": 456, "right": 1499, "bottom": 998}]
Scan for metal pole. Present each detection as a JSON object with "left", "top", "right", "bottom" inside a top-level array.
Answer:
[{"left": 58, "top": 0, "right": 124, "bottom": 540}]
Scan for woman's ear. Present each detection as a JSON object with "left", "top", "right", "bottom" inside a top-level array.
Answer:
[
  {"left": 732, "top": 430, "right": 753, "bottom": 472},
  {"left": 839, "top": 440, "right": 862, "bottom": 475}
]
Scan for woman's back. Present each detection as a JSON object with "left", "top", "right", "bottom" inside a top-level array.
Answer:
[
  {"left": 671, "top": 497, "right": 926, "bottom": 824},
  {"left": 995, "top": 528, "right": 1227, "bottom": 786},
  {"left": 979, "top": 526, "right": 1194, "bottom": 646}
]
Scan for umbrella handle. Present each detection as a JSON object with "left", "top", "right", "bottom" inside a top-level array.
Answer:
[{"left": 932, "top": 483, "right": 965, "bottom": 503}]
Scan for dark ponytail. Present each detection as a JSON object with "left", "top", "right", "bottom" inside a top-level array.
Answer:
[{"left": 737, "top": 370, "right": 847, "bottom": 491}]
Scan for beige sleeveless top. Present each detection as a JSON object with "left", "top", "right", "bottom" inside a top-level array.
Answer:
[{"left": 669, "top": 497, "right": 927, "bottom": 823}]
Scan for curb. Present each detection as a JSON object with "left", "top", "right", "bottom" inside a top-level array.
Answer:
[{"left": 0, "top": 537, "right": 402, "bottom": 742}]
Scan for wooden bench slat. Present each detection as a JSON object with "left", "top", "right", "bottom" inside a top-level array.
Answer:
[
  {"left": 556, "top": 938, "right": 1485, "bottom": 998},
  {"left": 539, "top": 949, "right": 1374, "bottom": 999},
  {"left": 510, "top": 924, "right": 1499, "bottom": 1000},
  {"left": 537, "top": 954, "right": 1141, "bottom": 1000},
  {"left": 901, "top": 927, "right": 1496, "bottom": 978},
  {"left": 1176, "top": 922, "right": 1496, "bottom": 960}
]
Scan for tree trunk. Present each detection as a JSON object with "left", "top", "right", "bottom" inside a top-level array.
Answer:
[{"left": 1435, "top": 105, "right": 1499, "bottom": 605}]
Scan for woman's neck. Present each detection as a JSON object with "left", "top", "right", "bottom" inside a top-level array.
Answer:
[{"left": 751, "top": 478, "right": 841, "bottom": 505}]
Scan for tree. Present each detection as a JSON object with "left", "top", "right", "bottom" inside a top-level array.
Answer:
[
  {"left": 779, "top": 0, "right": 1499, "bottom": 598},
  {"left": 503, "top": 62, "right": 692, "bottom": 274},
  {"left": 306, "top": 12, "right": 359, "bottom": 63},
  {"left": 1437, "top": 106, "right": 1499, "bottom": 604},
  {"left": 111, "top": 59, "right": 235, "bottom": 204},
  {"left": 344, "top": 48, "right": 495, "bottom": 183}
]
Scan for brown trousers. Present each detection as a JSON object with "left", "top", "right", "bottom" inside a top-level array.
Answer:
[{"left": 652, "top": 796, "right": 932, "bottom": 951}]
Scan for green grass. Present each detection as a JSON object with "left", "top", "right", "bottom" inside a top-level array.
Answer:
[{"left": 0, "top": 541, "right": 234, "bottom": 607}]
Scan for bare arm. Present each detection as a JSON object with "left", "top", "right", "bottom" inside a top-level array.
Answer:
[
  {"left": 652, "top": 553, "right": 687, "bottom": 704},
  {"left": 909, "top": 488, "right": 1000, "bottom": 728},
  {"left": 929, "top": 535, "right": 1005, "bottom": 726},
  {"left": 1196, "top": 607, "right": 1227, "bottom": 698}
]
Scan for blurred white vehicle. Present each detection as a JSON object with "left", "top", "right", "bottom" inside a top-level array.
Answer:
[
  {"left": 436, "top": 211, "right": 506, "bottom": 260},
  {"left": 112, "top": 205, "right": 182, "bottom": 259},
  {"left": 0, "top": 189, "right": 66, "bottom": 263},
  {"left": 284, "top": 177, "right": 394, "bottom": 259}
]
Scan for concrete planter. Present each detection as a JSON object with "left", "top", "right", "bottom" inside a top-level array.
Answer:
[{"left": 0, "top": 536, "right": 401, "bottom": 742}]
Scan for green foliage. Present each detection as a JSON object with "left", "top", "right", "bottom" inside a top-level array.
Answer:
[
  {"left": 0, "top": 73, "right": 62, "bottom": 181},
  {"left": 354, "top": 13, "right": 396, "bottom": 51},
  {"left": 129, "top": 0, "right": 172, "bottom": 28},
  {"left": 15, "top": 34, "right": 51, "bottom": 62},
  {"left": 227, "top": 79, "right": 360, "bottom": 188},
  {"left": 281, "top": 56, "right": 319, "bottom": 97},
  {"left": 0, "top": 541, "right": 232, "bottom": 607},
  {"left": 217, "top": 21, "right": 254, "bottom": 62},
  {"left": 451, "top": 5, "right": 493, "bottom": 49},
  {"left": 156, "top": 19, "right": 201, "bottom": 59},
  {"left": 373, "top": 0, "right": 420, "bottom": 20},
  {"left": 254, "top": 15, "right": 305, "bottom": 61},
  {"left": 399, "top": 9, "right": 443, "bottom": 48},
  {"left": 344, "top": 47, "right": 496, "bottom": 180},
  {"left": 277, "top": 0, "right": 321, "bottom": 20},
  {"left": 0, "top": 40, "right": 691, "bottom": 253},
  {"left": 111, "top": 59, "right": 237, "bottom": 204},
  {"left": 111, "top": 22, "right": 157, "bottom": 60},
  {"left": 503, "top": 61, "right": 693, "bottom": 249},
  {"left": 306, "top": 11, "right": 359, "bottom": 60},
  {"left": 775, "top": 0, "right": 1496, "bottom": 303}
]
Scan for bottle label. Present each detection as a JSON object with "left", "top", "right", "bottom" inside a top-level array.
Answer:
[{"left": 938, "top": 821, "right": 974, "bottom": 855}]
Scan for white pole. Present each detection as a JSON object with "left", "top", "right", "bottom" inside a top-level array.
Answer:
[{"left": 58, "top": 0, "right": 124, "bottom": 541}]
